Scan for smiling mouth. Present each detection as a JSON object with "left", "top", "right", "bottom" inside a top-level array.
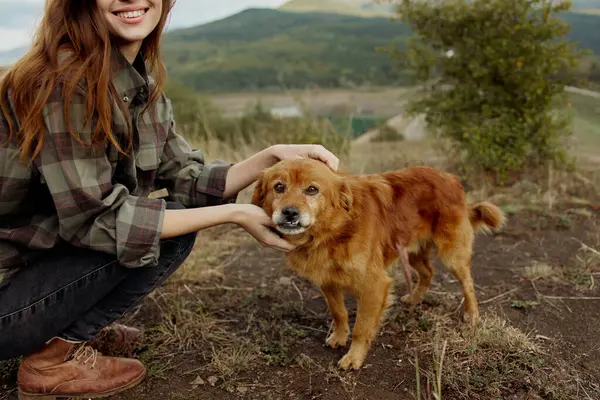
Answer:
[{"left": 113, "top": 8, "right": 149, "bottom": 20}]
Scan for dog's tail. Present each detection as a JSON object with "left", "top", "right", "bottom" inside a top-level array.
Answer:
[{"left": 469, "top": 201, "right": 506, "bottom": 235}]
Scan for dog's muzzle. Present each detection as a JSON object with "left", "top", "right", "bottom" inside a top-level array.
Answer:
[{"left": 273, "top": 206, "right": 310, "bottom": 234}]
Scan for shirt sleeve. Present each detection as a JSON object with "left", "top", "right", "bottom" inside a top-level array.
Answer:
[
  {"left": 156, "top": 98, "right": 237, "bottom": 208},
  {"left": 35, "top": 88, "right": 166, "bottom": 268}
]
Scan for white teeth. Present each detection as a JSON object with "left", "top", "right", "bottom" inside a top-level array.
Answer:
[{"left": 116, "top": 9, "right": 146, "bottom": 19}]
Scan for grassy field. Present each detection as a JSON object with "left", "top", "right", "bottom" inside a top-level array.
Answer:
[
  {"left": 1, "top": 89, "right": 600, "bottom": 400},
  {"left": 569, "top": 92, "right": 600, "bottom": 165}
]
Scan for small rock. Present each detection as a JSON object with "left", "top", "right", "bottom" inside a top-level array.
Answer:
[
  {"left": 191, "top": 375, "right": 205, "bottom": 388},
  {"left": 279, "top": 277, "right": 293, "bottom": 286},
  {"left": 207, "top": 376, "right": 219, "bottom": 386},
  {"left": 237, "top": 386, "right": 249, "bottom": 394}
]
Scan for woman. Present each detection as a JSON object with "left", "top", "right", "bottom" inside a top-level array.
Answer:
[{"left": 0, "top": 1, "right": 339, "bottom": 399}]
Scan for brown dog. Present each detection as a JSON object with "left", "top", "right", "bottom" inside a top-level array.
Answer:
[{"left": 251, "top": 159, "right": 505, "bottom": 370}]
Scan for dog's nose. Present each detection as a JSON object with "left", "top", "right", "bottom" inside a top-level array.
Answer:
[{"left": 282, "top": 206, "right": 300, "bottom": 222}]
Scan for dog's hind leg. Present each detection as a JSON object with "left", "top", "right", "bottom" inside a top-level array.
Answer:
[
  {"left": 400, "top": 247, "right": 434, "bottom": 306},
  {"left": 321, "top": 285, "right": 349, "bottom": 349},
  {"left": 397, "top": 245, "right": 414, "bottom": 297},
  {"left": 435, "top": 219, "right": 479, "bottom": 325},
  {"left": 338, "top": 272, "right": 392, "bottom": 370}
]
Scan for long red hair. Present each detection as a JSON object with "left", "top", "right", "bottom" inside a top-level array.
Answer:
[{"left": 0, "top": 0, "right": 174, "bottom": 163}]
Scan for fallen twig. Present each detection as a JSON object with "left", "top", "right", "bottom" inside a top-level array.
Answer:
[
  {"left": 286, "top": 321, "right": 328, "bottom": 334},
  {"left": 479, "top": 288, "right": 519, "bottom": 305},
  {"left": 571, "top": 238, "right": 600, "bottom": 257},
  {"left": 291, "top": 279, "right": 304, "bottom": 309},
  {"left": 541, "top": 295, "right": 600, "bottom": 300},
  {"left": 531, "top": 280, "right": 565, "bottom": 313},
  {"left": 195, "top": 286, "right": 254, "bottom": 291}
]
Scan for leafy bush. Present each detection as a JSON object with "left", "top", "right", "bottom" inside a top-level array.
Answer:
[{"left": 390, "top": 0, "right": 584, "bottom": 182}]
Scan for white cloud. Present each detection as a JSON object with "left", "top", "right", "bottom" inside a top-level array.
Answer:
[{"left": 0, "top": 0, "right": 288, "bottom": 52}]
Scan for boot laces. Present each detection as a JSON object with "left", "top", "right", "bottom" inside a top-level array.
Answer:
[{"left": 71, "top": 344, "right": 99, "bottom": 369}]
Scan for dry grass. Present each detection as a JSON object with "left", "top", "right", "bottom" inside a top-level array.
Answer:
[
  {"left": 210, "top": 341, "right": 258, "bottom": 379},
  {"left": 464, "top": 165, "right": 600, "bottom": 218},
  {"left": 523, "top": 262, "right": 562, "bottom": 281},
  {"left": 296, "top": 353, "right": 361, "bottom": 396},
  {"left": 405, "top": 305, "right": 597, "bottom": 400},
  {"left": 173, "top": 226, "right": 252, "bottom": 282}
]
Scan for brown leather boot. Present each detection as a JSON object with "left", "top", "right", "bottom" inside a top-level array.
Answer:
[
  {"left": 17, "top": 337, "right": 146, "bottom": 400},
  {"left": 89, "top": 323, "right": 143, "bottom": 354}
]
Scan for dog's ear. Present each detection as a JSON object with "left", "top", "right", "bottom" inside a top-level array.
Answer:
[
  {"left": 251, "top": 172, "right": 267, "bottom": 208},
  {"left": 339, "top": 181, "right": 353, "bottom": 212}
]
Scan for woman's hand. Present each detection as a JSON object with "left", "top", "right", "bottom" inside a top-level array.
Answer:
[
  {"left": 231, "top": 204, "right": 296, "bottom": 252},
  {"left": 269, "top": 144, "right": 340, "bottom": 171}
]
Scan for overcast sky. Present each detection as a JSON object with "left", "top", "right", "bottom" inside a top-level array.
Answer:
[{"left": 0, "top": 0, "right": 288, "bottom": 52}]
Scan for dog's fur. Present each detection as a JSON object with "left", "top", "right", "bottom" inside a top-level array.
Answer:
[{"left": 252, "top": 159, "right": 506, "bottom": 370}]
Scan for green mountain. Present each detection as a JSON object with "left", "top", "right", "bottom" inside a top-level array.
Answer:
[
  {"left": 162, "top": 8, "right": 600, "bottom": 93},
  {"left": 161, "top": 9, "right": 413, "bottom": 92}
]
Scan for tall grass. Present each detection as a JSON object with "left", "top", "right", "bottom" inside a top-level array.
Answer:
[{"left": 164, "top": 80, "right": 350, "bottom": 161}]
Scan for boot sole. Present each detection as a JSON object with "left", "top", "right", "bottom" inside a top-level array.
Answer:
[{"left": 17, "top": 369, "right": 146, "bottom": 400}]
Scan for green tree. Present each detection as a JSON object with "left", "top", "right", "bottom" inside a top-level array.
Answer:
[{"left": 390, "top": 0, "right": 583, "bottom": 180}]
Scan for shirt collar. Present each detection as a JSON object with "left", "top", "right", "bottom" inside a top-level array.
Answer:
[{"left": 110, "top": 46, "right": 150, "bottom": 104}]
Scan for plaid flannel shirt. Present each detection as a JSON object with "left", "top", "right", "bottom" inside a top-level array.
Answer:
[{"left": 0, "top": 48, "right": 234, "bottom": 290}]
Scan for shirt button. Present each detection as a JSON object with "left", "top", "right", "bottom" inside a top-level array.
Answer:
[{"left": 123, "top": 95, "right": 130, "bottom": 103}]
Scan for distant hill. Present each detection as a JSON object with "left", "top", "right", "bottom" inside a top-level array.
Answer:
[
  {"left": 161, "top": 8, "right": 600, "bottom": 92},
  {"left": 161, "top": 9, "right": 413, "bottom": 92}
]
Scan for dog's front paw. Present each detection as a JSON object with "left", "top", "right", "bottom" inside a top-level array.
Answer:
[
  {"left": 401, "top": 293, "right": 419, "bottom": 305},
  {"left": 338, "top": 347, "right": 367, "bottom": 370},
  {"left": 326, "top": 330, "right": 348, "bottom": 348},
  {"left": 463, "top": 309, "right": 480, "bottom": 327}
]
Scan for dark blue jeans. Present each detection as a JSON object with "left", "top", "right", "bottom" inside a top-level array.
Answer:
[{"left": 0, "top": 203, "right": 196, "bottom": 361}]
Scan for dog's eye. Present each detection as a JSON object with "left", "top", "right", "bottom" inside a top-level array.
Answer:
[
  {"left": 305, "top": 186, "right": 319, "bottom": 196},
  {"left": 274, "top": 183, "right": 285, "bottom": 193}
]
